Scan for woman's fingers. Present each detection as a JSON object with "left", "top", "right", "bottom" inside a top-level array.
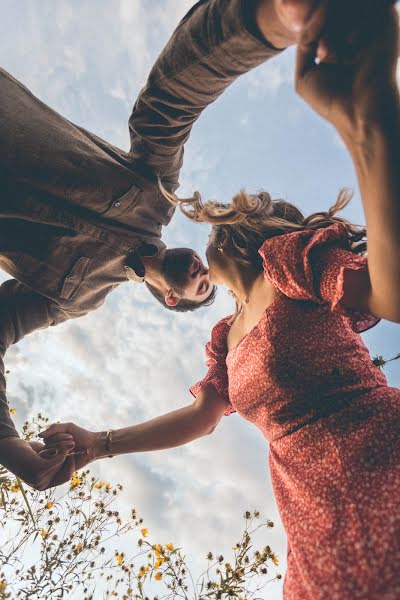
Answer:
[
  {"left": 295, "top": 38, "right": 317, "bottom": 82},
  {"left": 39, "top": 439, "right": 74, "bottom": 457},
  {"left": 39, "top": 422, "right": 72, "bottom": 439},
  {"left": 40, "top": 440, "right": 75, "bottom": 455},
  {"left": 42, "top": 432, "right": 74, "bottom": 445},
  {"left": 299, "top": 0, "right": 329, "bottom": 45}
]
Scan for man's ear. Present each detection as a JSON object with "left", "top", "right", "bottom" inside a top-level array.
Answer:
[{"left": 165, "top": 289, "right": 180, "bottom": 307}]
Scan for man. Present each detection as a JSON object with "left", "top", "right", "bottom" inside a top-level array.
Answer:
[{"left": 0, "top": 0, "right": 373, "bottom": 488}]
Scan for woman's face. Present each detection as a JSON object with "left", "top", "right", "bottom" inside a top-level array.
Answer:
[{"left": 205, "top": 226, "right": 228, "bottom": 285}]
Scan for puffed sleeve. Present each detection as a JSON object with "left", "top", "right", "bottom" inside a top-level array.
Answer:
[
  {"left": 259, "top": 222, "right": 380, "bottom": 333},
  {"left": 190, "top": 317, "right": 235, "bottom": 416}
]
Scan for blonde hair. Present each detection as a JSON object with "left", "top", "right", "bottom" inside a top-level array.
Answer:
[{"left": 159, "top": 182, "right": 366, "bottom": 317}]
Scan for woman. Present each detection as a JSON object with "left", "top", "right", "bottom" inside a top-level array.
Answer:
[{"left": 41, "top": 5, "right": 400, "bottom": 598}]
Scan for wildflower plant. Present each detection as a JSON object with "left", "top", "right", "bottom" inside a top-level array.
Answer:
[{"left": 0, "top": 415, "right": 282, "bottom": 599}]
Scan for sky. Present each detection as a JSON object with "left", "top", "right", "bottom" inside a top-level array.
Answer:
[{"left": 1, "top": 1, "right": 399, "bottom": 599}]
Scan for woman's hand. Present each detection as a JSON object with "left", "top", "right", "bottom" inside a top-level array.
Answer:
[
  {"left": 295, "top": 3, "right": 399, "bottom": 134},
  {"left": 39, "top": 422, "right": 103, "bottom": 468}
]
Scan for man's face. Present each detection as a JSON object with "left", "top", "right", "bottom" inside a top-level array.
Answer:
[{"left": 162, "top": 248, "right": 213, "bottom": 303}]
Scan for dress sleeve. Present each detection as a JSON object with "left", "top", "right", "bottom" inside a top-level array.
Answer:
[
  {"left": 259, "top": 222, "right": 380, "bottom": 333},
  {"left": 190, "top": 318, "right": 235, "bottom": 416}
]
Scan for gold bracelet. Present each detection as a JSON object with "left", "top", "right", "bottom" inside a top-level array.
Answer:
[{"left": 105, "top": 429, "right": 114, "bottom": 458}]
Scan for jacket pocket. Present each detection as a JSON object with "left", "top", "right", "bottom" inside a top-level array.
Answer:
[
  {"left": 101, "top": 184, "right": 142, "bottom": 220},
  {"left": 60, "top": 256, "right": 92, "bottom": 300}
]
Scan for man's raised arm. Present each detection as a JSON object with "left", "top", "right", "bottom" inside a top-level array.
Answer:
[{"left": 128, "top": 0, "right": 288, "bottom": 187}]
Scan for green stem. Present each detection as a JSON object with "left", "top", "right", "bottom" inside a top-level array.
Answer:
[{"left": 17, "top": 478, "right": 37, "bottom": 527}]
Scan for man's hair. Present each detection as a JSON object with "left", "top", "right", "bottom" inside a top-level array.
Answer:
[{"left": 145, "top": 282, "right": 217, "bottom": 312}]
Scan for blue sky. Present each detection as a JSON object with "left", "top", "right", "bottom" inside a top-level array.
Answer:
[{"left": 1, "top": 1, "right": 399, "bottom": 598}]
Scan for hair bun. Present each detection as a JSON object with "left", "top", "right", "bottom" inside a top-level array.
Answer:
[
  {"left": 231, "top": 190, "right": 273, "bottom": 216},
  {"left": 257, "top": 192, "right": 274, "bottom": 216}
]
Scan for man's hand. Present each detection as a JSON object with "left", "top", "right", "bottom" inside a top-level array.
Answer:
[
  {"left": 256, "top": 0, "right": 328, "bottom": 49},
  {"left": 0, "top": 436, "right": 76, "bottom": 491},
  {"left": 295, "top": 4, "right": 399, "bottom": 131},
  {"left": 258, "top": 1, "right": 397, "bottom": 66}
]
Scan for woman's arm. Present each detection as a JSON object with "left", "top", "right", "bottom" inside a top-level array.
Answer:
[
  {"left": 340, "top": 90, "right": 400, "bottom": 322},
  {"left": 295, "top": 7, "right": 400, "bottom": 322},
  {"left": 40, "top": 384, "right": 228, "bottom": 460}
]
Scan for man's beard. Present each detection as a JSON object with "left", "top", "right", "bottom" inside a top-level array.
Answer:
[{"left": 162, "top": 248, "right": 194, "bottom": 296}]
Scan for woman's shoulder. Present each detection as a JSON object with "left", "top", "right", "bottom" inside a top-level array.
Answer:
[
  {"left": 259, "top": 222, "right": 351, "bottom": 260},
  {"left": 257, "top": 223, "right": 353, "bottom": 299}
]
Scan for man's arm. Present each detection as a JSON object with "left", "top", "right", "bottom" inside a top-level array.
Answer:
[
  {"left": 0, "top": 280, "right": 78, "bottom": 489},
  {"left": 128, "top": 0, "right": 286, "bottom": 187},
  {"left": 0, "top": 280, "right": 54, "bottom": 440}
]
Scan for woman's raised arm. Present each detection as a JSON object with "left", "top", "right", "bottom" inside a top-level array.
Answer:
[
  {"left": 40, "top": 384, "right": 228, "bottom": 461},
  {"left": 295, "top": 6, "right": 400, "bottom": 323}
]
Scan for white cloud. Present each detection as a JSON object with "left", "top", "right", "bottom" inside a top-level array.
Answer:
[
  {"left": 246, "top": 47, "right": 295, "bottom": 97},
  {"left": 2, "top": 4, "right": 400, "bottom": 600}
]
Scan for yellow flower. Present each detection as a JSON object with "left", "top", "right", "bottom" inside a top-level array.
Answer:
[
  {"left": 75, "top": 543, "right": 83, "bottom": 554},
  {"left": 70, "top": 472, "right": 82, "bottom": 489},
  {"left": 41, "top": 529, "right": 48, "bottom": 539},
  {"left": 154, "top": 572, "right": 162, "bottom": 581},
  {"left": 94, "top": 481, "right": 105, "bottom": 489},
  {"left": 141, "top": 528, "right": 149, "bottom": 538},
  {"left": 153, "top": 544, "right": 162, "bottom": 553},
  {"left": 138, "top": 565, "right": 148, "bottom": 578},
  {"left": 154, "top": 559, "right": 163, "bottom": 568},
  {"left": 0, "top": 580, "right": 7, "bottom": 592},
  {"left": 44, "top": 500, "right": 53, "bottom": 510},
  {"left": 9, "top": 482, "right": 20, "bottom": 493},
  {"left": 9, "top": 407, "right": 16, "bottom": 415},
  {"left": 271, "top": 552, "right": 279, "bottom": 567},
  {"left": 105, "top": 483, "right": 111, "bottom": 492},
  {"left": 116, "top": 554, "right": 124, "bottom": 566},
  {"left": 165, "top": 543, "right": 174, "bottom": 551}
]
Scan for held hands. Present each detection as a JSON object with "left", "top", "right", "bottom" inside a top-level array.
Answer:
[
  {"left": 27, "top": 439, "right": 76, "bottom": 490},
  {"left": 0, "top": 436, "right": 76, "bottom": 491},
  {"left": 295, "top": 1, "right": 399, "bottom": 132},
  {"left": 39, "top": 422, "right": 103, "bottom": 472}
]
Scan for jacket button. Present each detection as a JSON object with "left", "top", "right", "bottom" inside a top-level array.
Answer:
[{"left": 114, "top": 201, "right": 121, "bottom": 207}]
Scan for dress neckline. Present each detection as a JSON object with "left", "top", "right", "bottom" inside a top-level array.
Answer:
[{"left": 226, "top": 294, "right": 283, "bottom": 357}]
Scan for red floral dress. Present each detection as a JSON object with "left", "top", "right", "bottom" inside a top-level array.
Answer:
[{"left": 191, "top": 223, "right": 400, "bottom": 600}]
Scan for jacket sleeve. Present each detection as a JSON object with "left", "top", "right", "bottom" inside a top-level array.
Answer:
[
  {"left": 129, "top": 0, "right": 281, "bottom": 187},
  {"left": 0, "top": 280, "right": 54, "bottom": 439}
]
